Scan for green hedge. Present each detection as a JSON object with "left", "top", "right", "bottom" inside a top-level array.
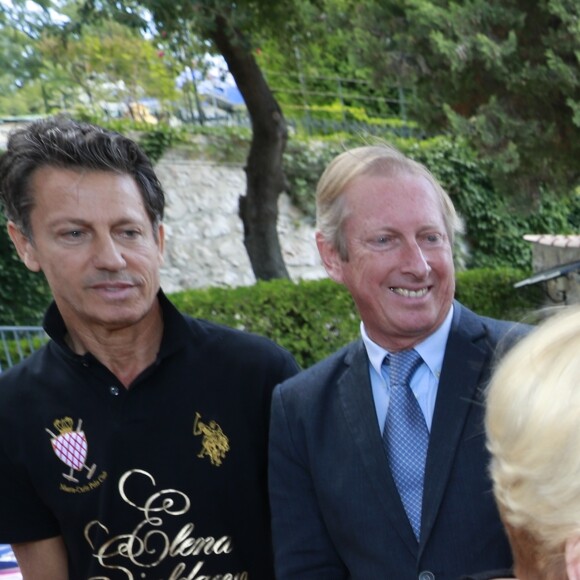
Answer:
[
  {"left": 0, "top": 213, "right": 52, "bottom": 325},
  {"left": 454, "top": 267, "right": 543, "bottom": 323},
  {"left": 170, "top": 277, "right": 359, "bottom": 370},
  {"left": 170, "top": 269, "right": 542, "bottom": 368}
]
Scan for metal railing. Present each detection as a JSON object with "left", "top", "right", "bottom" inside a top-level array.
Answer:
[{"left": 0, "top": 326, "right": 48, "bottom": 373}]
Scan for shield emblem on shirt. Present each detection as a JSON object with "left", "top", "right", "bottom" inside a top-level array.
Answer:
[{"left": 51, "top": 431, "right": 88, "bottom": 471}]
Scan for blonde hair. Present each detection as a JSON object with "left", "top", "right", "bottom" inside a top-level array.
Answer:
[
  {"left": 315, "top": 143, "right": 463, "bottom": 260},
  {"left": 486, "top": 306, "right": 580, "bottom": 568}
]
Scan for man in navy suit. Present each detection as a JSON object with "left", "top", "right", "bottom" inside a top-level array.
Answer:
[{"left": 268, "top": 144, "right": 530, "bottom": 580}]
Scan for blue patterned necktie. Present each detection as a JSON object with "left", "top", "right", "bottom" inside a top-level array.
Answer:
[{"left": 383, "top": 349, "right": 428, "bottom": 541}]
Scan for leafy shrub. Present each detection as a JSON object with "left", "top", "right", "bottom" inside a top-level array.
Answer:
[
  {"left": 284, "top": 102, "right": 420, "bottom": 137},
  {"left": 455, "top": 267, "right": 543, "bottom": 323},
  {"left": 187, "top": 126, "right": 251, "bottom": 163},
  {"left": 405, "top": 137, "right": 578, "bottom": 270},
  {"left": 170, "top": 278, "right": 359, "bottom": 369},
  {"left": 0, "top": 213, "right": 51, "bottom": 325},
  {"left": 283, "top": 139, "right": 346, "bottom": 219},
  {"left": 139, "top": 125, "right": 185, "bottom": 162},
  {"left": 72, "top": 110, "right": 153, "bottom": 135}
]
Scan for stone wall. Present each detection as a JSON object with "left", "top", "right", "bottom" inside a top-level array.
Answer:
[{"left": 155, "top": 155, "right": 327, "bottom": 293}]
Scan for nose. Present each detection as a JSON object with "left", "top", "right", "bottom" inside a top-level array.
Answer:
[
  {"left": 401, "top": 241, "right": 431, "bottom": 278},
  {"left": 92, "top": 235, "right": 127, "bottom": 271}
]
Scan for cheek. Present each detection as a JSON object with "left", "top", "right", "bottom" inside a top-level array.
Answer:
[
  {"left": 431, "top": 250, "right": 454, "bottom": 275},
  {"left": 355, "top": 254, "right": 395, "bottom": 281},
  {"left": 436, "top": 262, "right": 456, "bottom": 297},
  {"left": 130, "top": 242, "right": 161, "bottom": 261},
  {"left": 345, "top": 265, "right": 387, "bottom": 299},
  {"left": 136, "top": 248, "right": 164, "bottom": 280}
]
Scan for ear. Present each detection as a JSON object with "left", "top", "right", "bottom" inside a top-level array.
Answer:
[
  {"left": 157, "top": 222, "right": 165, "bottom": 263},
  {"left": 7, "top": 221, "right": 41, "bottom": 272},
  {"left": 315, "top": 231, "right": 345, "bottom": 284},
  {"left": 565, "top": 536, "right": 580, "bottom": 580}
]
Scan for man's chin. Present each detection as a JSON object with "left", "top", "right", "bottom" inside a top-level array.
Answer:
[
  {"left": 86, "top": 307, "right": 148, "bottom": 331},
  {"left": 394, "top": 315, "right": 441, "bottom": 339}
]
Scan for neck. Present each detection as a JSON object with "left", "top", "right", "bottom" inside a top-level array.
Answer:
[{"left": 65, "top": 304, "right": 164, "bottom": 388}]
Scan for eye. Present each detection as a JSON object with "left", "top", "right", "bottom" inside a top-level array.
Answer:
[
  {"left": 63, "top": 230, "right": 84, "bottom": 240},
  {"left": 366, "top": 233, "right": 397, "bottom": 250},
  {"left": 424, "top": 233, "right": 444, "bottom": 244},
  {"left": 119, "top": 228, "right": 141, "bottom": 239}
]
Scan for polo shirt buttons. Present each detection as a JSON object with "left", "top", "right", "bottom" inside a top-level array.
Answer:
[
  {"left": 418, "top": 572, "right": 435, "bottom": 580},
  {"left": 109, "top": 385, "right": 120, "bottom": 396}
]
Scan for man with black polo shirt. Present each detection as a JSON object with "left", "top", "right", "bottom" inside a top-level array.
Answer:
[{"left": 0, "top": 116, "right": 299, "bottom": 579}]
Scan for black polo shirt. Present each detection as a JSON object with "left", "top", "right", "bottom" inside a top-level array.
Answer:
[{"left": 0, "top": 291, "right": 299, "bottom": 579}]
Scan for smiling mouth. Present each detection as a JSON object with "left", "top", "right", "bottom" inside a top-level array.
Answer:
[{"left": 390, "top": 287, "right": 429, "bottom": 298}]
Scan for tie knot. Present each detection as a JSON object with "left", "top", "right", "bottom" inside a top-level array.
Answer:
[{"left": 386, "top": 349, "right": 422, "bottom": 386}]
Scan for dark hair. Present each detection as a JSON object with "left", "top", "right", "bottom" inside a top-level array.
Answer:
[{"left": 0, "top": 115, "right": 165, "bottom": 239}]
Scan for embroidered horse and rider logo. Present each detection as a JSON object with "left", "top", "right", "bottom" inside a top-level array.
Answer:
[
  {"left": 46, "top": 416, "right": 97, "bottom": 482},
  {"left": 193, "top": 412, "right": 230, "bottom": 466}
]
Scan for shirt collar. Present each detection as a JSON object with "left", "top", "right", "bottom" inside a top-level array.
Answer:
[{"left": 361, "top": 304, "right": 454, "bottom": 380}]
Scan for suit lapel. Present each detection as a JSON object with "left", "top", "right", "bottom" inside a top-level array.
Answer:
[
  {"left": 338, "top": 341, "right": 419, "bottom": 555},
  {"left": 419, "top": 303, "right": 490, "bottom": 549}
]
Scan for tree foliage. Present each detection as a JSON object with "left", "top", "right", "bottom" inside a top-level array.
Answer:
[
  {"left": 351, "top": 0, "right": 580, "bottom": 199},
  {"left": 253, "top": 0, "right": 406, "bottom": 126},
  {"left": 38, "top": 19, "right": 178, "bottom": 116},
  {"left": 76, "top": 0, "right": 331, "bottom": 281},
  {"left": 0, "top": 0, "right": 179, "bottom": 117}
]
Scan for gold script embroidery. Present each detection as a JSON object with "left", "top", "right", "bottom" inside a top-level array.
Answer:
[
  {"left": 59, "top": 470, "right": 107, "bottom": 494},
  {"left": 83, "top": 469, "right": 246, "bottom": 579}
]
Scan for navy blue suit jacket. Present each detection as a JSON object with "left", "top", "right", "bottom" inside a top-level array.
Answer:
[{"left": 269, "top": 302, "right": 530, "bottom": 580}]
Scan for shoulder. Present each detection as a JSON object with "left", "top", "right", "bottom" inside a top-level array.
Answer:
[
  {"left": 180, "top": 314, "right": 299, "bottom": 376},
  {"left": 0, "top": 344, "right": 51, "bottom": 395},
  {"left": 162, "top": 290, "right": 297, "bottom": 367},
  {"left": 453, "top": 301, "right": 533, "bottom": 349},
  {"left": 276, "top": 340, "right": 363, "bottom": 397},
  {"left": 188, "top": 316, "right": 289, "bottom": 353},
  {"left": 0, "top": 345, "right": 57, "bottom": 438}
]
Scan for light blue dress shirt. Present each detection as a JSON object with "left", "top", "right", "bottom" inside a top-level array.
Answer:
[{"left": 361, "top": 305, "right": 454, "bottom": 432}]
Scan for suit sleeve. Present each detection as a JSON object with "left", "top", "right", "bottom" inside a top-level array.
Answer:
[{"left": 268, "top": 384, "right": 347, "bottom": 579}]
